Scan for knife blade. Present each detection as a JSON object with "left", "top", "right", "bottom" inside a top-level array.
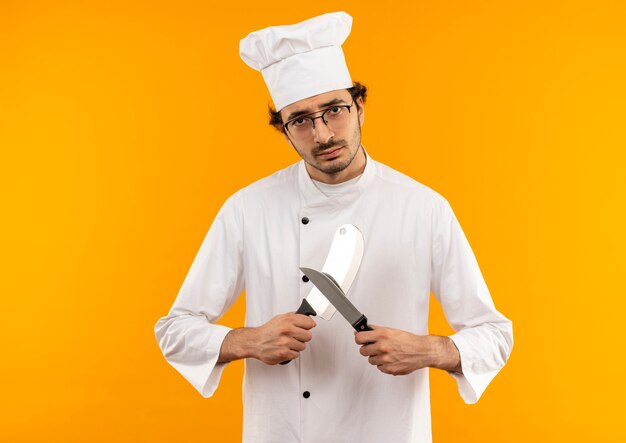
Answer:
[{"left": 300, "top": 267, "right": 373, "bottom": 332}]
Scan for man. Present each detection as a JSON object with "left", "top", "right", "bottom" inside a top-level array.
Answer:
[{"left": 155, "top": 11, "right": 513, "bottom": 443}]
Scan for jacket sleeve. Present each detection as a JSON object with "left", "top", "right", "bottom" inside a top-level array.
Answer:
[
  {"left": 430, "top": 197, "right": 513, "bottom": 404},
  {"left": 154, "top": 194, "right": 245, "bottom": 398}
]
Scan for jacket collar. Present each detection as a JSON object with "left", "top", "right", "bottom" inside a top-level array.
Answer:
[{"left": 297, "top": 145, "right": 376, "bottom": 209}]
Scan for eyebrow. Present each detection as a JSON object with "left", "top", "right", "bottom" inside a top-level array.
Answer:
[{"left": 284, "top": 98, "right": 349, "bottom": 122}]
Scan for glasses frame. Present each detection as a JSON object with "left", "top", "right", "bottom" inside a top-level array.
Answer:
[{"left": 282, "top": 100, "right": 355, "bottom": 137}]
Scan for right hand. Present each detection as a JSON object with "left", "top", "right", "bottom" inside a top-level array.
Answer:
[{"left": 252, "top": 312, "right": 316, "bottom": 365}]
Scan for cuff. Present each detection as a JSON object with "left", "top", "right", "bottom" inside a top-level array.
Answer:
[
  {"left": 446, "top": 333, "right": 497, "bottom": 404},
  {"left": 199, "top": 325, "right": 233, "bottom": 398},
  {"left": 164, "top": 324, "right": 233, "bottom": 399}
]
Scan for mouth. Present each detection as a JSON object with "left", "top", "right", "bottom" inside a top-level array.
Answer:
[{"left": 317, "top": 146, "right": 343, "bottom": 159}]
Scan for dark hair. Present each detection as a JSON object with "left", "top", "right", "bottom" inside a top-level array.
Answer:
[{"left": 268, "top": 81, "right": 368, "bottom": 133}]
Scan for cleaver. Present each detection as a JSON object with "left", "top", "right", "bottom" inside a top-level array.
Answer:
[{"left": 280, "top": 224, "right": 364, "bottom": 364}]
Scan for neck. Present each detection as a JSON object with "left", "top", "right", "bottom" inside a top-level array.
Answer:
[{"left": 305, "top": 146, "right": 366, "bottom": 184}]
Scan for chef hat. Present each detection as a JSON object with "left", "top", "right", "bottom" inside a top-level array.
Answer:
[{"left": 239, "top": 12, "right": 353, "bottom": 111}]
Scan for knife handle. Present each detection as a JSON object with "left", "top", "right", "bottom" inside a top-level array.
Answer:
[
  {"left": 279, "top": 299, "right": 317, "bottom": 365},
  {"left": 352, "top": 315, "right": 373, "bottom": 332}
]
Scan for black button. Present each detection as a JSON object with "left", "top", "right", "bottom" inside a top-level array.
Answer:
[
  {"left": 303, "top": 391, "right": 310, "bottom": 398},
  {"left": 302, "top": 275, "right": 309, "bottom": 283},
  {"left": 301, "top": 217, "right": 309, "bottom": 225}
]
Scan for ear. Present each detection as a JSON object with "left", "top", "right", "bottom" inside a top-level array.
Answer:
[{"left": 356, "top": 96, "right": 365, "bottom": 126}]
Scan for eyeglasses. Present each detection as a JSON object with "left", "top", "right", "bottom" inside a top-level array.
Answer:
[{"left": 283, "top": 100, "right": 355, "bottom": 141}]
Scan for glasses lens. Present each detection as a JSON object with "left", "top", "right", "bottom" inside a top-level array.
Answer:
[
  {"left": 324, "top": 106, "right": 350, "bottom": 132},
  {"left": 287, "top": 118, "right": 313, "bottom": 140}
]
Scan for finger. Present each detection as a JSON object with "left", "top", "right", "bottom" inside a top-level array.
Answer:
[
  {"left": 377, "top": 364, "right": 392, "bottom": 375},
  {"left": 358, "top": 324, "right": 390, "bottom": 345},
  {"left": 359, "top": 344, "right": 377, "bottom": 357},
  {"left": 368, "top": 355, "right": 384, "bottom": 366},
  {"left": 287, "top": 327, "right": 313, "bottom": 343},
  {"left": 288, "top": 338, "right": 306, "bottom": 352},
  {"left": 274, "top": 350, "right": 300, "bottom": 364},
  {"left": 290, "top": 313, "right": 317, "bottom": 329},
  {"left": 354, "top": 324, "right": 384, "bottom": 343},
  {"left": 355, "top": 330, "right": 379, "bottom": 345}
]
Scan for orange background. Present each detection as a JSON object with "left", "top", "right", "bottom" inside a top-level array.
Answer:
[{"left": 1, "top": 0, "right": 625, "bottom": 441}]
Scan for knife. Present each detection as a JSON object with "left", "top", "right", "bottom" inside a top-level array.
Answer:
[
  {"left": 280, "top": 224, "right": 364, "bottom": 365},
  {"left": 300, "top": 267, "right": 373, "bottom": 332}
]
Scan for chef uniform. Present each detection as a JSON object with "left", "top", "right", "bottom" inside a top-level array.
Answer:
[{"left": 155, "top": 12, "right": 513, "bottom": 443}]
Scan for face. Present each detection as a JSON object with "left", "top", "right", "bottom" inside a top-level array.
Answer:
[{"left": 280, "top": 89, "right": 365, "bottom": 179}]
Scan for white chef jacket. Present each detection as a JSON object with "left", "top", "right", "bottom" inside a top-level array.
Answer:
[{"left": 155, "top": 149, "right": 513, "bottom": 443}]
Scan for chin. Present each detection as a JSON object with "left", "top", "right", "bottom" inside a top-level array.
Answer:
[{"left": 319, "top": 159, "right": 352, "bottom": 175}]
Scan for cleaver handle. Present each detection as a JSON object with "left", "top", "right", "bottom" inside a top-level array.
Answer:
[
  {"left": 294, "top": 298, "right": 317, "bottom": 317},
  {"left": 279, "top": 299, "right": 317, "bottom": 365}
]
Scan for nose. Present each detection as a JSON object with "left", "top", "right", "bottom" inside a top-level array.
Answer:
[{"left": 312, "top": 119, "right": 334, "bottom": 144}]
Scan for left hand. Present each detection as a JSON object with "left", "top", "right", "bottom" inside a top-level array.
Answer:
[{"left": 354, "top": 325, "right": 438, "bottom": 376}]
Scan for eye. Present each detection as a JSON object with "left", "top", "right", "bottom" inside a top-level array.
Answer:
[
  {"left": 328, "top": 106, "right": 342, "bottom": 115},
  {"left": 291, "top": 118, "right": 307, "bottom": 127}
]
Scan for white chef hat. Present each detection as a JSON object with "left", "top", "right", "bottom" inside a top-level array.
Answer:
[{"left": 239, "top": 12, "right": 353, "bottom": 111}]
